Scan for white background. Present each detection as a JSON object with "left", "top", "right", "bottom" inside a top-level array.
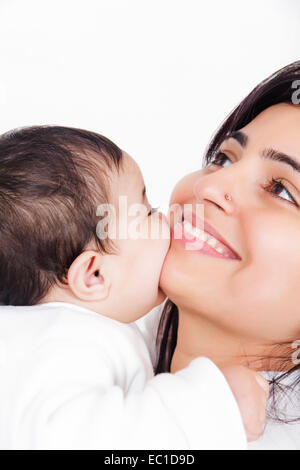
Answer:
[{"left": 0, "top": 0, "right": 299, "bottom": 209}]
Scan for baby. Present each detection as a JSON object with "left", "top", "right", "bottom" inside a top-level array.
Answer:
[{"left": 0, "top": 125, "right": 268, "bottom": 449}]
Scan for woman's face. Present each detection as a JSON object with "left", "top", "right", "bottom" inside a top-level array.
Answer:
[{"left": 160, "top": 103, "right": 300, "bottom": 345}]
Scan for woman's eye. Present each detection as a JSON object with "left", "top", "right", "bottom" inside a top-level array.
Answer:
[
  {"left": 208, "top": 151, "right": 232, "bottom": 167},
  {"left": 264, "top": 178, "right": 298, "bottom": 207},
  {"left": 208, "top": 152, "right": 299, "bottom": 208}
]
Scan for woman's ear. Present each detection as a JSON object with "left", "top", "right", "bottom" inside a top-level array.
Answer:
[{"left": 67, "top": 250, "right": 111, "bottom": 301}]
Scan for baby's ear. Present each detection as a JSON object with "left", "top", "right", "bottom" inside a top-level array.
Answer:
[{"left": 67, "top": 250, "right": 111, "bottom": 301}]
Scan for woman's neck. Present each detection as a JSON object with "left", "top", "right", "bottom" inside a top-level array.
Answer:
[{"left": 170, "top": 307, "right": 293, "bottom": 373}]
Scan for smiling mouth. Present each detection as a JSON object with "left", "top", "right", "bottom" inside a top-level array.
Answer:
[{"left": 172, "top": 211, "right": 241, "bottom": 261}]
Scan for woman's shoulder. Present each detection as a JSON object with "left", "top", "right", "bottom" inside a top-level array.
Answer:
[{"left": 248, "top": 370, "right": 300, "bottom": 450}]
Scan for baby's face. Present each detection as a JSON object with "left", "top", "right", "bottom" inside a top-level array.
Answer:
[{"left": 102, "top": 152, "right": 170, "bottom": 322}]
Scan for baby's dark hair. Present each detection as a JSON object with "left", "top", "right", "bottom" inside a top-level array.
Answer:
[{"left": 0, "top": 125, "right": 123, "bottom": 306}]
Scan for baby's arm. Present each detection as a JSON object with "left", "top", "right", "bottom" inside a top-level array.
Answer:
[
  {"left": 14, "top": 351, "right": 247, "bottom": 449},
  {"left": 11, "top": 311, "right": 247, "bottom": 450}
]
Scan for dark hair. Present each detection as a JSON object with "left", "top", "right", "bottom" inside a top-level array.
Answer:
[
  {"left": 155, "top": 60, "right": 300, "bottom": 423},
  {"left": 0, "top": 125, "right": 123, "bottom": 306}
]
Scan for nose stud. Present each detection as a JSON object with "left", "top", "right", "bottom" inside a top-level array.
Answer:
[{"left": 225, "top": 193, "right": 232, "bottom": 201}]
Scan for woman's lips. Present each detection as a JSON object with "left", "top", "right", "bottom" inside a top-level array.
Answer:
[{"left": 171, "top": 211, "right": 241, "bottom": 261}]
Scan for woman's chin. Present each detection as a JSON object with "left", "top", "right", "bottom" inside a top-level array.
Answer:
[
  {"left": 154, "top": 287, "right": 167, "bottom": 307},
  {"left": 158, "top": 240, "right": 218, "bottom": 309},
  {"left": 158, "top": 248, "right": 181, "bottom": 301}
]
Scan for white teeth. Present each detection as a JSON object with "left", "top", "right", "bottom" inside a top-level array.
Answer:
[
  {"left": 183, "top": 221, "right": 217, "bottom": 246},
  {"left": 183, "top": 221, "right": 203, "bottom": 240},
  {"left": 207, "top": 237, "right": 217, "bottom": 248},
  {"left": 183, "top": 221, "right": 193, "bottom": 234},
  {"left": 193, "top": 227, "right": 201, "bottom": 237},
  {"left": 183, "top": 220, "right": 228, "bottom": 255},
  {"left": 199, "top": 230, "right": 209, "bottom": 242}
]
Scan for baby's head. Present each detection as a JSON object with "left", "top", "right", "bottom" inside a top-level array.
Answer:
[{"left": 0, "top": 126, "right": 169, "bottom": 322}]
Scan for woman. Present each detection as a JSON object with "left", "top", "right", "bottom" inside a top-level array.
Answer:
[{"left": 155, "top": 60, "right": 300, "bottom": 449}]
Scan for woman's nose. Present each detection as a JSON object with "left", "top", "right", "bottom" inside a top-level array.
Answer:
[{"left": 193, "top": 172, "right": 237, "bottom": 216}]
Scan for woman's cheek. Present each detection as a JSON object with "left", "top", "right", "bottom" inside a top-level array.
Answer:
[
  {"left": 169, "top": 171, "right": 203, "bottom": 206},
  {"left": 246, "top": 211, "right": 300, "bottom": 273}
]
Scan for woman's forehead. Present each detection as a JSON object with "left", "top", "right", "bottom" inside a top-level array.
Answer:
[
  {"left": 236, "top": 103, "right": 300, "bottom": 155},
  {"left": 241, "top": 103, "right": 300, "bottom": 136}
]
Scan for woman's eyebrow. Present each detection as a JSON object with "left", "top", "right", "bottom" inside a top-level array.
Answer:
[
  {"left": 224, "top": 130, "right": 300, "bottom": 175},
  {"left": 226, "top": 130, "right": 248, "bottom": 148}
]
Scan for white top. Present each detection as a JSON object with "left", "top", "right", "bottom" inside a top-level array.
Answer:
[
  {"left": 0, "top": 301, "right": 247, "bottom": 450},
  {"left": 136, "top": 306, "right": 300, "bottom": 450}
]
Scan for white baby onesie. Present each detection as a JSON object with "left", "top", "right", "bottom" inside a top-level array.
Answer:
[{"left": 0, "top": 301, "right": 247, "bottom": 449}]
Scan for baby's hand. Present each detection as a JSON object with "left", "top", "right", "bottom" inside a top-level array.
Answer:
[{"left": 220, "top": 365, "right": 269, "bottom": 442}]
